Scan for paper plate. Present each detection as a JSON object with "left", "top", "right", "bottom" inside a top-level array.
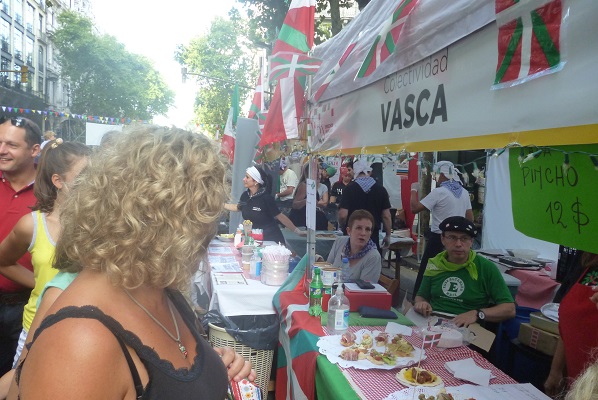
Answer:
[
  {"left": 216, "top": 235, "right": 234, "bottom": 242},
  {"left": 317, "top": 329, "right": 426, "bottom": 370},
  {"left": 395, "top": 367, "right": 444, "bottom": 387},
  {"left": 540, "top": 303, "right": 559, "bottom": 322}
]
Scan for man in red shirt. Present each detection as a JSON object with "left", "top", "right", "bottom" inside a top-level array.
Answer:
[{"left": 0, "top": 116, "right": 41, "bottom": 375}]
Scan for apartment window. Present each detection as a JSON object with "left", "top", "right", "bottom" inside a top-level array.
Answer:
[
  {"left": 14, "top": 29, "right": 23, "bottom": 59},
  {"left": 38, "top": 76, "right": 43, "bottom": 94},
  {"left": 26, "top": 3, "right": 34, "bottom": 33},
  {"left": 14, "top": 62, "right": 22, "bottom": 85},
  {"left": 1, "top": 1, "right": 9, "bottom": 14},
  {"left": 38, "top": 46, "right": 43, "bottom": 71},
  {"left": 25, "top": 37, "right": 33, "bottom": 66},
  {"left": 15, "top": 0, "right": 23, "bottom": 25},
  {"left": 1, "top": 19, "right": 9, "bottom": 52},
  {"left": 1, "top": 57, "right": 9, "bottom": 86}
]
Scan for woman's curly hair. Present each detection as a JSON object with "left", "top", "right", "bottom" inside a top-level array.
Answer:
[{"left": 54, "top": 125, "right": 227, "bottom": 290}]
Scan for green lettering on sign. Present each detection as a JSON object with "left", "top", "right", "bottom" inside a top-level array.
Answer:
[{"left": 510, "top": 144, "right": 598, "bottom": 253}]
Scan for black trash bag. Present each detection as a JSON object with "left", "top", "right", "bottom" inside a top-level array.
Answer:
[{"left": 202, "top": 309, "right": 279, "bottom": 351}]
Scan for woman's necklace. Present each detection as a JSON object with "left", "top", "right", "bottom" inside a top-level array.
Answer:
[{"left": 124, "top": 289, "right": 188, "bottom": 359}]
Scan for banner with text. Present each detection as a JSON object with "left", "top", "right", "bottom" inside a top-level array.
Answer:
[{"left": 510, "top": 145, "right": 598, "bottom": 254}]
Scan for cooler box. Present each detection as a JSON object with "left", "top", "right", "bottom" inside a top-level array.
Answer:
[{"left": 344, "top": 283, "right": 392, "bottom": 311}]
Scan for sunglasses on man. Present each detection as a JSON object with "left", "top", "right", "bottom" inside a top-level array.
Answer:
[{"left": 0, "top": 116, "right": 42, "bottom": 138}]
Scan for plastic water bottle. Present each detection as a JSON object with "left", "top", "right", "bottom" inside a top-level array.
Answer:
[
  {"left": 327, "top": 284, "right": 350, "bottom": 334},
  {"left": 341, "top": 257, "right": 351, "bottom": 283},
  {"left": 249, "top": 250, "right": 259, "bottom": 279},
  {"left": 309, "top": 268, "right": 324, "bottom": 316},
  {"left": 255, "top": 249, "right": 262, "bottom": 278}
]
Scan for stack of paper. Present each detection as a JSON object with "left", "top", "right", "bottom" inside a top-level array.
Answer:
[{"left": 444, "top": 358, "right": 493, "bottom": 386}]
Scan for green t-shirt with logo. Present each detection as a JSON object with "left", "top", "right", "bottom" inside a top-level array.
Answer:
[{"left": 417, "top": 254, "right": 514, "bottom": 315}]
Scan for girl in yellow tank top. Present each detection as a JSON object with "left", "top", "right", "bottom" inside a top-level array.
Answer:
[{"left": 0, "top": 139, "right": 90, "bottom": 366}]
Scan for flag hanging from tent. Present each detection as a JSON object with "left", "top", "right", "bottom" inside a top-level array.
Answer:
[
  {"left": 269, "top": 52, "right": 322, "bottom": 83},
  {"left": 313, "top": 41, "right": 357, "bottom": 103},
  {"left": 260, "top": 0, "right": 316, "bottom": 147},
  {"left": 356, "top": 0, "right": 419, "bottom": 79},
  {"left": 493, "top": 0, "right": 564, "bottom": 89},
  {"left": 248, "top": 72, "right": 264, "bottom": 119}
]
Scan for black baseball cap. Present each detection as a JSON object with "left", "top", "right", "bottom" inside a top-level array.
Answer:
[{"left": 440, "top": 216, "right": 477, "bottom": 237}]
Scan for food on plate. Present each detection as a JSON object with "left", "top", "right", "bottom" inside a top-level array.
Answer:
[
  {"left": 375, "top": 332, "right": 389, "bottom": 346},
  {"left": 360, "top": 333, "right": 373, "bottom": 348},
  {"left": 366, "top": 349, "right": 396, "bottom": 366},
  {"left": 340, "top": 348, "right": 363, "bottom": 361},
  {"left": 316, "top": 233, "right": 337, "bottom": 238},
  {"left": 396, "top": 367, "right": 443, "bottom": 387},
  {"left": 417, "top": 390, "right": 456, "bottom": 400},
  {"left": 340, "top": 332, "right": 356, "bottom": 347},
  {"left": 387, "top": 334, "right": 415, "bottom": 357},
  {"left": 219, "top": 233, "right": 234, "bottom": 239}
]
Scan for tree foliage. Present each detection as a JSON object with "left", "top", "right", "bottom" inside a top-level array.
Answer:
[
  {"left": 51, "top": 11, "right": 174, "bottom": 120},
  {"left": 235, "top": 0, "right": 356, "bottom": 48},
  {"left": 175, "top": 10, "right": 257, "bottom": 133}
]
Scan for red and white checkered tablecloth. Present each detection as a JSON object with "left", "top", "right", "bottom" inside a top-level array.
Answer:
[{"left": 324, "top": 326, "right": 517, "bottom": 400}]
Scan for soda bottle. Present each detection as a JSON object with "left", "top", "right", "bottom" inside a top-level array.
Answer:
[
  {"left": 309, "top": 267, "right": 324, "bottom": 316},
  {"left": 327, "top": 284, "right": 350, "bottom": 334},
  {"left": 341, "top": 257, "right": 351, "bottom": 283}
]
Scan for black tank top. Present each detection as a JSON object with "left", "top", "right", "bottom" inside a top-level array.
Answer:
[{"left": 17, "top": 290, "right": 228, "bottom": 400}]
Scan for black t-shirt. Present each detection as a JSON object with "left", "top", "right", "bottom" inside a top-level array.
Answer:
[
  {"left": 239, "top": 189, "right": 285, "bottom": 243},
  {"left": 330, "top": 181, "right": 346, "bottom": 204},
  {"left": 339, "top": 181, "right": 391, "bottom": 233}
]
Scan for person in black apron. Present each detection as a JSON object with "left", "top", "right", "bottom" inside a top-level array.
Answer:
[{"left": 225, "top": 166, "right": 303, "bottom": 244}]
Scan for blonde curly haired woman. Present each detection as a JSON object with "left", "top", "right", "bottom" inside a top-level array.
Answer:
[{"left": 11, "top": 126, "right": 248, "bottom": 399}]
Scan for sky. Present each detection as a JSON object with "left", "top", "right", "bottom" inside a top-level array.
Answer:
[{"left": 92, "top": 0, "right": 237, "bottom": 128}]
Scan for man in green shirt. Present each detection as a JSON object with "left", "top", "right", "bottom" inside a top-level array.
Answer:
[{"left": 414, "top": 216, "right": 515, "bottom": 327}]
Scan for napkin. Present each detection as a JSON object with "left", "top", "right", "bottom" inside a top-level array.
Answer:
[
  {"left": 385, "top": 321, "right": 413, "bottom": 336},
  {"left": 445, "top": 358, "right": 493, "bottom": 386}
]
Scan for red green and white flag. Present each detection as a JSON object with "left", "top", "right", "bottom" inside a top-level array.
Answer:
[
  {"left": 313, "top": 41, "right": 357, "bottom": 103},
  {"left": 220, "top": 107, "right": 235, "bottom": 163},
  {"left": 269, "top": 52, "right": 321, "bottom": 83},
  {"left": 271, "top": 0, "right": 316, "bottom": 55},
  {"left": 247, "top": 72, "right": 264, "bottom": 119},
  {"left": 494, "top": 0, "right": 563, "bottom": 89},
  {"left": 421, "top": 332, "right": 442, "bottom": 349},
  {"left": 356, "top": 0, "right": 419, "bottom": 79},
  {"left": 260, "top": 0, "right": 315, "bottom": 147}
]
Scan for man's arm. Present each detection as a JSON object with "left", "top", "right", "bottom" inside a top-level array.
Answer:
[
  {"left": 451, "top": 302, "right": 516, "bottom": 327},
  {"left": 409, "top": 183, "right": 428, "bottom": 214},
  {"left": 276, "top": 186, "right": 295, "bottom": 199},
  {"left": 338, "top": 208, "right": 348, "bottom": 229},
  {"left": 413, "top": 295, "right": 432, "bottom": 316},
  {"left": 381, "top": 208, "right": 392, "bottom": 248}
]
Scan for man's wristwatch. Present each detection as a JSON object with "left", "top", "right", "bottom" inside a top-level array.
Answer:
[{"left": 477, "top": 309, "right": 486, "bottom": 322}]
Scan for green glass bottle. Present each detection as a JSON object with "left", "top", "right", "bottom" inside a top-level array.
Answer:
[{"left": 309, "top": 267, "right": 324, "bottom": 316}]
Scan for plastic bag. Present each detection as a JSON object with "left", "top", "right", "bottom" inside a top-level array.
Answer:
[{"left": 202, "top": 310, "right": 279, "bottom": 350}]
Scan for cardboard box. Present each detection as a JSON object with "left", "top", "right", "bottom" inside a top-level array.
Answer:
[
  {"left": 518, "top": 322, "right": 560, "bottom": 356},
  {"left": 530, "top": 312, "right": 559, "bottom": 335}
]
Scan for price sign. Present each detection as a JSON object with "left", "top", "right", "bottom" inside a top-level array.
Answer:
[{"left": 510, "top": 144, "right": 598, "bottom": 253}]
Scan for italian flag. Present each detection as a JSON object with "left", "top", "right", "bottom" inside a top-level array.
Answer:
[
  {"left": 220, "top": 107, "right": 235, "bottom": 163},
  {"left": 260, "top": 0, "right": 316, "bottom": 147},
  {"left": 494, "top": 0, "right": 563, "bottom": 87},
  {"left": 356, "top": 0, "right": 419, "bottom": 78}
]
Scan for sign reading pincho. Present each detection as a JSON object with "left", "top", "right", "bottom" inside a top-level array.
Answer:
[{"left": 510, "top": 144, "right": 598, "bottom": 254}]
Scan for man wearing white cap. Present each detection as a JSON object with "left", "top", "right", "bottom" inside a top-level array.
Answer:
[
  {"left": 410, "top": 160, "right": 473, "bottom": 300},
  {"left": 339, "top": 159, "right": 392, "bottom": 254}
]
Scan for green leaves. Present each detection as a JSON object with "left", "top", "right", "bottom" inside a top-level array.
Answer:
[{"left": 52, "top": 11, "right": 174, "bottom": 120}]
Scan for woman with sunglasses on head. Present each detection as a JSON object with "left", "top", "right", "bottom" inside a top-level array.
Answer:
[
  {"left": 225, "top": 165, "right": 303, "bottom": 244},
  {"left": 11, "top": 127, "right": 253, "bottom": 399}
]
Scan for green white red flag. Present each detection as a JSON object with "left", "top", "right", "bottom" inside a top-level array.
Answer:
[
  {"left": 269, "top": 52, "right": 321, "bottom": 83},
  {"left": 356, "top": 0, "right": 419, "bottom": 78},
  {"left": 494, "top": 0, "right": 564, "bottom": 89},
  {"left": 260, "top": 0, "right": 315, "bottom": 147},
  {"left": 220, "top": 107, "right": 235, "bottom": 163},
  {"left": 313, "top": 41, "right": 357, "bottom": 103},
  {"left": 247, "top": 72, "right": 264, "bottom": 119}
]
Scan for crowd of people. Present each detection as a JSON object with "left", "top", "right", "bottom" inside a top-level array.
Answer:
[{"left": 1, "top": 116, "right": 596, "bottom": 399}]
